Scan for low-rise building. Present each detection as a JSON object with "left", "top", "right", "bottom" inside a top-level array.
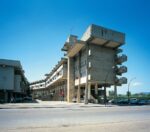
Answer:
[
  {"left": 30, "top": 58, "right": 67, "bottom": 101},
  {"left": 0, "top": 59, "right": 29, "bottom": 103}
]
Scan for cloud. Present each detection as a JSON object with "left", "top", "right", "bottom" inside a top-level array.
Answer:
[{"left": 132, "top": 82, "right": 143, "bottom": 87}]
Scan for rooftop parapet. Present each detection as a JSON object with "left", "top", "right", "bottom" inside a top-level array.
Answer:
[
  {"left": 30, "top": 79, "right": 46, "bottom": 85},
  {"left": 0, "top": 59, "right": 28, "bottom": 84},
  {"left": 0, "top": 59, "right": 22, "bottom": 69}
]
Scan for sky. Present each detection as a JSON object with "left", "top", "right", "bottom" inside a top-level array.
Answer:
[{"left": 0, "top": 0, "right": 150, "bottom": 94}]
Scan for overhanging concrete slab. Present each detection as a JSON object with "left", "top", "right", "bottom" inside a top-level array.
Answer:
[
  {"left": 67, "top": 40, "right": 85, "bottom": 57},
  {"left": 81, "top": 24, "right": 125, "bottom": 48}
]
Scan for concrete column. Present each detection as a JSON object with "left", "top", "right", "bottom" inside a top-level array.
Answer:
[
  {"left": 84, "top": 84, "right": 88, "bottom": 104},
  {"left": 4, "top": 90, "right": 8, "bottom": 103},
  {"left": 67, "top": 57, "right": 75, "bottom": 102},
  {"left": 88, "top": 83, "right": 91, "bottom": 100},
  {"left": 77, "top": 86, "right": 80, "bottom": 103},
  {"left": 95, "top": 83, "right": 98, "bottom": 95},
  {"left": 84, "top": 44, "right": 89, "bottom": 104},
  {"left": 77, "top": 52, "right": 81, "bottom": 103},
  {"left": 95, "top": 83, "right": 98, "bottom": 104}
]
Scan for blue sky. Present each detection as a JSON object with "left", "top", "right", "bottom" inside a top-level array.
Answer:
[{"left": 0, "top": 0, "right": 150, "bottom": 94}]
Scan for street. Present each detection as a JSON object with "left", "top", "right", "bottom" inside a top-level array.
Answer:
[{"left": 0, "top": 104, "right": 150, "bottom": 132}]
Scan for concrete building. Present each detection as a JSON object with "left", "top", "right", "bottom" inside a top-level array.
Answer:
[
  {"left": 30, "top": 58, "right": 67, "bottom": 101},
  {"left": 30, "top": 24, "right": 127, "bottom": 103},
  {"left": 0, "top": 59, "right": 29, "bottom": 103},
  {"left": 30, "top": 79, "right": 46, "bottom": 99}
]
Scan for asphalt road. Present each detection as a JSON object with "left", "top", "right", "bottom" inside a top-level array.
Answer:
[{"left": 0, "top": 105, "right": 150, "bottom": 132}]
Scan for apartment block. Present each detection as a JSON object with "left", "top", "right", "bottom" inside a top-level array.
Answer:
[
  {"left": 30, "top": 58, "right": 67, "bottom": 101},
  {"left": 30, "top": 24, "right": 127, "bottom": 103}
]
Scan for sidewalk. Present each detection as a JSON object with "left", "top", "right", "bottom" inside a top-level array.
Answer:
[{"left": 0, "top": 100, "right": 114, "bottom": 109}]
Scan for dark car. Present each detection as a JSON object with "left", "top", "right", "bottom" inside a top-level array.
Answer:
[
  {"left": 147, "top": 100, "right": 150, "bottom": 105},
  {"left": 129, "top": 98, "right": 138, "bottom": 105},
  {"left": 23, "top": 97, "right": 33, "bottom": 102},
  {"left": 117, "top": 99, "right": 128, "bottom": 105},
  {"left": 138, "top": 99, "right": 147, "bottom": 105}
]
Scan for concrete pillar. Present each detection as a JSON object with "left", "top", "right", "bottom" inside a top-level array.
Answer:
[
  {"left": 67, "top": 57, "right": 75, "bottom": 102},
  {"left": 95, "top": 83, "right": 98, "bottom": 95},
  {"left": 77, "top": 52, "right": 81, "bottom": 103},
  {"left": 4, "top": 90, "right": 8, "bottom": 103},
  {"left": 88, "top": 83, "right": 91, "bottom": 100},
  {"left": 84, "top": 84, "right": 88, "bottom": 104},
  {"left": 77, "top": 86, "right": 80, "bottom": 103},
  {"left": 95, "top": 83, "right": 98, "bottom": 104},
  {"left": 84, "top": 44, "right": 89, "bottom": 104}
]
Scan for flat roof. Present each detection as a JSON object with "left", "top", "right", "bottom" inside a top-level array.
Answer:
[{"left": 0, "top": 59, "right": 22, "bottom": 69}]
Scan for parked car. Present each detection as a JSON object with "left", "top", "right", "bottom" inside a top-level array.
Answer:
[
  {"left": 117, "top": 99, "right": 128, "bottom": 105},
  {"left": 24, "top": 96, "right": 32, "bottom": 101},
  {"left": 129, "top": 98, "right": 138, "bottom": 105},
  {"left": 23, "top": 96, "right": 33, "bottom": 102},
  {"left": 147, "top": 100, "right": 150, "bottom": 105},
  {"left": 108, "top": 99, "right": 115, "bottom": 104},
  {"left": 138, "top": 99, "right": 148, "bottom": 105}
]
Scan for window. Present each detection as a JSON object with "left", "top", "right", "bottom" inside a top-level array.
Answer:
[
  {"left": 88, "top": 74, "right": 91, "bottom": 80},
  {"left": 88, "top": 49, "right": 91, "bottom": 56},
  {"left": 89, "top": 62, "right": 91, "bottom": 68},
  {"left": 80, "top": 70, "right": 86, "bottom": 77}
]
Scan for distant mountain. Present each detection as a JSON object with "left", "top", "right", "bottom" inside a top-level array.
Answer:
[{"left": 141, "top": 92, "right": 150, "bottom": 95}]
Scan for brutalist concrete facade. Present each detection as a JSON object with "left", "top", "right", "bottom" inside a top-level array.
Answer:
[
  {"left": 0, "top": 59, "right": 29, "bottom": 103},
  {"left": 30, "top": 24, "right": 127, "bottom": 103},
  {"left": 30, "top": 58, "right": 67, "bottom": 101}
]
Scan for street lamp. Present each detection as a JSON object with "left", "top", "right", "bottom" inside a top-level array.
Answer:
[{"left": 127, "top": 77, "right": 136, "bottom": 103}]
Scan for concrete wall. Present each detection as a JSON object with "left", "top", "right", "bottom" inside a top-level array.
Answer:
[
  {"left": 62, "top": 63, "right": 67, "bottom": 79},
  {"left": 74, "top": 44, "right": 115, "bottom": 85},
  {"left": 0, "top": 66, "right": 14, "bottom": 90},
  {"left": 74, "top": 48, "right": 87, "bottom": 85},
  {"left": 88, "top": 44, "right": 115, "bottom": 84},
  {"left": 67, "top": 57, "right": 75, "bottom": 102},
  {"left": 14, "top": 75, "right": 21, "bottom": 92}
]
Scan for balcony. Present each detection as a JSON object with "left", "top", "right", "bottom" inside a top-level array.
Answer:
[
  {"left": 116, "top": 54, "right": 127, "bottom": 64},
  {"left": 116, "top": 66, "right": 127, "bottom": 75},
  {"left": 115, "top": 77, "right": 127, "bottom": 85}
]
